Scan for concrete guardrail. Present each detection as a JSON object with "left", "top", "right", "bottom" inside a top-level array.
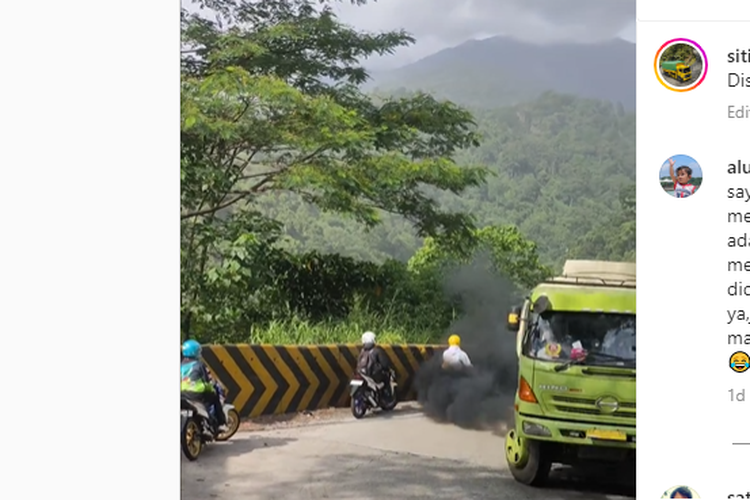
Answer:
[{"left": 201, "top": 344, "right": 444, "bottom": 417}]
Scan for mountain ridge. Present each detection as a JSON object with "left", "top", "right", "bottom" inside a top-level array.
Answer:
[{"left": 365, "top": 36, "right": 636, "bottom": 111}]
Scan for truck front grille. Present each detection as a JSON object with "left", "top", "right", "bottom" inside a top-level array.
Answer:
[{"left": 551, "top": 395, "right": 636, "bottom": 419}]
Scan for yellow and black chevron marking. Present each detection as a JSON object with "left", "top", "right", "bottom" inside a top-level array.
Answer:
[{"left": 201, "top": 344, "right": 443, "bottom": 418}]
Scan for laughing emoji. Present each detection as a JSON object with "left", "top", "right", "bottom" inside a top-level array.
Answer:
[{"left": 730, "top": 351, "right": 749, "bottom": 373}]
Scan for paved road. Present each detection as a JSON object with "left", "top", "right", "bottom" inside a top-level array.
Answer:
[{"left": 181, "top": 403, "right": 634, "bottom": 500}]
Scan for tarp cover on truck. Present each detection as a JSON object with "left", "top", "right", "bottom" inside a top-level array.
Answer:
[
  {"left": 660, "top": 60, "right": 684, "bottom": 71},
  {"left": 530, "top": 284, "right": 635, "bottom": 314},
  {"left": 529, "top": 260, "right": 636, "bottom": 314}
]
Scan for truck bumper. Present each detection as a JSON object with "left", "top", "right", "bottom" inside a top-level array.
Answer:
[{"left": 517, "top": 412, "right": 635, "bottom": 449}]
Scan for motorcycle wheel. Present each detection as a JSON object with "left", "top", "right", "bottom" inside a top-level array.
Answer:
[
  {"left": 351, "top": 392, "right": 367, "bottom": 419},
  {"left": 379, "top": 389, "right": 398, "bottom": 411},
  {"left": 215, "top": 408, "right": 240, "bottom": 442},
  {"left": 181, "top": 417, "right": 203, "bottom": 461}
]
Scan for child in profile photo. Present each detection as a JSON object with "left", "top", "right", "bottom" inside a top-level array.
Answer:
[
  {"left": 668, "top": 157, "right": 696, "bottom": 198},
  {"left": 670, "top": 486, "right": 693, "bottom": 497},
  {"left": 662, "top": 485, "right": 697, "bottom": 498}
]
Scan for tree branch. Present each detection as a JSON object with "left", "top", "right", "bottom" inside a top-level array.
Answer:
[
  {"left": 248, "top": 175, "right": 276, "bottom": 192},
  {"left": 181, "top": 193, "right": 250, "bottom": 220},
  {"left": 239, "top": 170, "right": 278, "bottom": 180},
  {"left": 182, "top": 146, "right": 329, "bottom": 220},
  {"left": 293, "top": 146, "right": 327, "bottom": 166}
]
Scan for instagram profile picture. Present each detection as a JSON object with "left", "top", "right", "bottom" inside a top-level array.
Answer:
[
  {"left": 654, "top": 38, "right": 707, "bottom": 92},
  {"left": 659, "top": 154, "right": 703, "bottom": 199},
  {"left": 662, "top": 485, "right": 700, "bottom": 498}
]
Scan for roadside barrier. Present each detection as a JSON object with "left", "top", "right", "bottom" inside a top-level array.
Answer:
[{"left": 201, "top": 344, "right": 443, "bottom": 417}]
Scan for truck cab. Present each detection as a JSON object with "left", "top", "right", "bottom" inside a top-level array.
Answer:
[{"left": 504, "top": 260, "right": 635, "bottom": 486}]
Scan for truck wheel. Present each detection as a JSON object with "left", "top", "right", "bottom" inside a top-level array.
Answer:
[{"left": 505, "top": 429, "right": 551, "bottom": 486}]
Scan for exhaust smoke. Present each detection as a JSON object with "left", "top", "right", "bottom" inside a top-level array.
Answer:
[{"left": 414, "top": 256, "right": 522, "bottom": 432}]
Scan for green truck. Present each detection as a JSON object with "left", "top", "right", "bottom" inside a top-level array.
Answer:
[
  {"left": 504, "top": 260, "right": 635, "bottom": 485},
  {"left": 661, "top": 59, "right": 692, "bottom": 82}
]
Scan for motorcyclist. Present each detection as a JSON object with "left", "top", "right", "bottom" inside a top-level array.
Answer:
[
  {"left": 356, "top": 331, "right": 393, "bottom": 396},
  {"left": 441, "top": 334, "right": 473, "bottom": 371},
  {"left": 180, "top": 339, "right": 228, "bottom": 432}
]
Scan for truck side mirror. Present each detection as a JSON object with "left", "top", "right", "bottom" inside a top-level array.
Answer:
[
  {"left": 507, "top": 305, "right": 522, "bottom": 332},
  {"left": 532, "top": 295, "right": 551, "bottom": 315}
]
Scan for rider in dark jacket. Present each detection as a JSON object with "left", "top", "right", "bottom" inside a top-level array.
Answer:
[{"left": 357, "top": 331, "right": 392, "bottom": 395}]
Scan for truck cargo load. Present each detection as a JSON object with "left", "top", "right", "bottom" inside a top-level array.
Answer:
[{"left": 660, "top": 60, "right": 684, "bottom": 72}]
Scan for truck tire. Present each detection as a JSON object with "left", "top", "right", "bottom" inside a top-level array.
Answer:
[{"left": 505, "top": 429, "right": 551, "bottom": 486}]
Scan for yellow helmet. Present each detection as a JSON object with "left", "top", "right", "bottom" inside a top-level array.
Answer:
[{"left": 448, "top": 334, "right": 461, "bottom": 347}]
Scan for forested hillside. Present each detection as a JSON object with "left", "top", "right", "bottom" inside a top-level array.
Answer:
[
  {"left": 257, "top": 91, "right": 635, "bottom": 268},
  {"left": 180, "top": 0, "right": 635, "bottom": 345}
]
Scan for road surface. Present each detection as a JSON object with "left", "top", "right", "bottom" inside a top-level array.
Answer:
[{"left": 181, "top": 403, "right": 634, "bottom": 500}]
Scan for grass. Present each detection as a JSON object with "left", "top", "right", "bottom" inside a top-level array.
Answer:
[
  {"left": 200, "top": 295, "right": 454, "bottom": 345},
  {"left": 246, "top": 318, "right": 438, "bottom": 345},
  {"left": 207, "top": 310, "right": 446, "bottom": 345}
]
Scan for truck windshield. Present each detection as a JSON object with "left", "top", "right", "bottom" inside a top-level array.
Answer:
[{"left": 522, "top": 312, "right": 635, "bottom": 367}]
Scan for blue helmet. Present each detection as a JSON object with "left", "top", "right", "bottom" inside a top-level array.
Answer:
[{"left": 182, "top": 339, "right": 202, "bottom": 358}]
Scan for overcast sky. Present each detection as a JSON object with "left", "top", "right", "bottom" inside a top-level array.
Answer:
[
  {"left": 183, "top": 0, "right": 636, "bottom": 70},
  {"left": 332, "top": 0, "right": 636, "bottom": 69}
]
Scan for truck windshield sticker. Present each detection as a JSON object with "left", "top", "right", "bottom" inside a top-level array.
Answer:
[
  {"left": 544, "top": 343, "right": 562, "bottom": 358},
  {"left": 524, "top": 312, "right": 636, "bottom": 368}
]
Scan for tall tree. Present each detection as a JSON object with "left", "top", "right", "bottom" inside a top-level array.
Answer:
[{"left": 180, "top": 0, "right": 490, "bottom": 335}]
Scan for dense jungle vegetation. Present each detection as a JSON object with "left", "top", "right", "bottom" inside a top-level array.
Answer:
[{"left": 180, "top": 0, "right": 636, "bottom": 345}]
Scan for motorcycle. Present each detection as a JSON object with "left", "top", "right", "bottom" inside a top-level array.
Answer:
[
  {"left": 180, "top": 382, "right": 240, "bottom": 461},
  {"left": 349, "top": 368, "right": 398, "bottom": 419}
]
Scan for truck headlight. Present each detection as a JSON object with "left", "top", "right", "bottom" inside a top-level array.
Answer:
[{"left": 523, "top": 421, "right": 552, "bottom": 437}]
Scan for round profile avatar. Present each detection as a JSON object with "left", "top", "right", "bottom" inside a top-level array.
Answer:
[
  {"left": 659, "top": 154, "right": 703, "bottom": 199},
  {"left": 654, "top": 38, "right": 707, "bottom": 92},
  {"left": 662, "top": 485, "right": 700, "bottom": 498}
]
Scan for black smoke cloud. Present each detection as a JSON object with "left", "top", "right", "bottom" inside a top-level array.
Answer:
[{"left": 413, "top": 255, "right": 523, "bottom": 431}]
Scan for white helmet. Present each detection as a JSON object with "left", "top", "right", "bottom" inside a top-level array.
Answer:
[{"left": 361, "top": 331, "right": 376, "bottom": 346}]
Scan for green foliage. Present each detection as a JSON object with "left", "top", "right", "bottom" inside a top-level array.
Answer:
[
  {"left": 408, "top": 225, "right": 553, "bottom": 290},
  {"left": 181, "top": 0, "right": 488, "bottom": 238},
  {"left": 660, "top": 44, "right": 697, "bottom": 63},
  {"left": 209, "top": 315, "right": 437, "bottom": 346},
  {"left": 258, "top": 92, "right": 636, "bottom": 270},
  {"left": 569, "top": 184, "right": 636, "bottom": 262},
  {"left": 180, "top": 0, "right": 636, "bottom": 345},
  {"left": 180, "top": 0, "right": 505, "bottom": 343},
  {"left": 183, "top": 220, "right": 550, "bottom": 344}
]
